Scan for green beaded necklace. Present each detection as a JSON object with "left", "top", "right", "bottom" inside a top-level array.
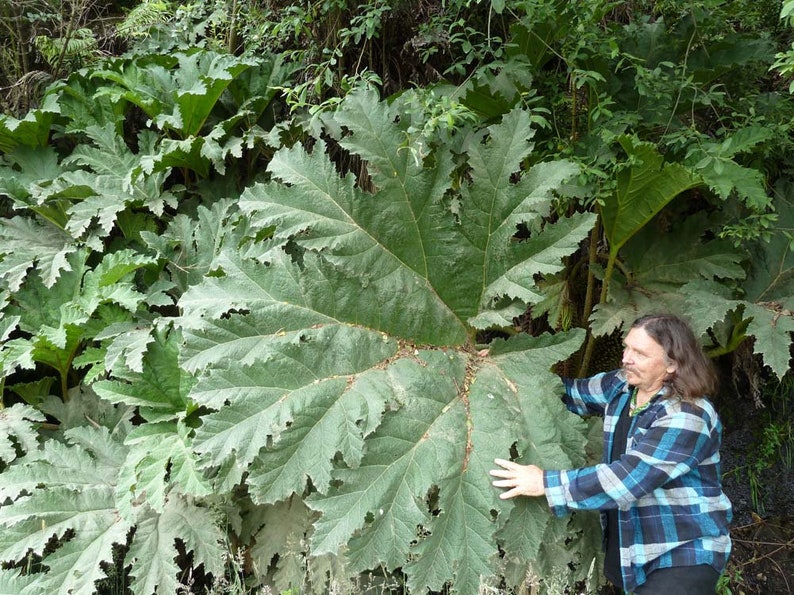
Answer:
[{"left": 629, "top": 387, "right": 652, "bottom": 417}]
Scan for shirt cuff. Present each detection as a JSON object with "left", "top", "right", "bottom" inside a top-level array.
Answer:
[{"left": 543, "top": 470, "right": 572, "bottom": 517}]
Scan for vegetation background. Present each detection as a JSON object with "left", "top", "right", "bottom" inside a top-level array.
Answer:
[{"left": 0, "top": 0, "right": 792, "bottom": 593}]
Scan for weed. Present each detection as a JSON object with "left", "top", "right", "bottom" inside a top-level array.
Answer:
[
  {"left": 746, "top": 373, "right": 794, "bottom": 513},
  {"left": 716, "top": 562, "right": 743, "bottom": 595}
]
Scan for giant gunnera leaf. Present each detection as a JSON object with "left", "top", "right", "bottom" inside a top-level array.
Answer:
[{"left": 180, "top": 89, "right": 597, "bottom": 593}]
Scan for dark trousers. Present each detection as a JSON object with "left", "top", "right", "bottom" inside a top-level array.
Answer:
[{"left": 632, "top": 564, "right": 720, "bottom": 594}]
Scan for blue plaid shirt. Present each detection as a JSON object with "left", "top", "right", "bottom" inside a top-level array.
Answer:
[{"left": 543, "top": 370, "right": 732, "bottom": 592}]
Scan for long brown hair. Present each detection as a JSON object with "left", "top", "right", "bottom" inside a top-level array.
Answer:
[{"left": 630, "top": 314, "right": 718, "bottom": 400}]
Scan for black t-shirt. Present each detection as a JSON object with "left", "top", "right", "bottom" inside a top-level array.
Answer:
[{"left": 604, "top": 400, "right": 633, "bottom": 588}]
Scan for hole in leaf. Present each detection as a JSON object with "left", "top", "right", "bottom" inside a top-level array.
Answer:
[
  {"left": 425, "top": 484, "right": 440, "bottom": 515},
  {"left": 220, "top": 308, "right": 250, "bottom": 319},
  {"left": 283, "top": 239, "right": 305, "bottom": 267}
]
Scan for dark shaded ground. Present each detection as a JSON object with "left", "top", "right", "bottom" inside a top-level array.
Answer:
[
  {"left": 713, "top": 348, "right": 794, "bottom": 594},
  {"left": 719, "top": 427, "right": 794, "bottom": 594},
  {"left": 726, "top": 516, "right": 794, "bottom": 594}
]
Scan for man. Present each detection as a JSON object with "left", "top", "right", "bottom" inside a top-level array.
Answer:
[{"left": 490, "top": 314, "right": 732, "bottom": 594}]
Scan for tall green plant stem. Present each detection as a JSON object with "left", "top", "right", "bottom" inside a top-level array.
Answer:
[
  {"left": 60, "top": 366, "right": 70, "bottom": 401},
  {"left": 580, "top": 217, "right": 600, "bottom": 328},
  {"left": 53, "top": 0, "right": 80, "bottom": 78},
  {"left": 56, "top": 351, "right": 76, "bottom": 402},
  {"left": 569, "top": 74, "right": 578, "bottom": 142},
  {"left": 706, "top": 323, "right": 749, "bottom": 358},
  {"left": 576, "top": 219, "right": 600, "bottom": 376},
  {"left": 227, "top": 0, "right": 239, "bottom": 54},
  {"left": 578, "top": 239, "right": 618, "bottom": 377}
]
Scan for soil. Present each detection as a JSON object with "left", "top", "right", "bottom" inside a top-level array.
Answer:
[{"left": 726, "top": 516, "right": 794, "bottom": 594}]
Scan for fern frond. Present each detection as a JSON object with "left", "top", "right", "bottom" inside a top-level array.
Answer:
[
  {"left": 117, "top": 1, "right": 172, "bottom": 38},
  {"left": 34, "top": 29, "right": 98, "bottom": 68}
]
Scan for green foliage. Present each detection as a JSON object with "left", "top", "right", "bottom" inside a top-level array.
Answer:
[
  {"left": 716, "top": 562, "right": 744, "bottom": 595},
  {"left": 674, "top": 195, "right": 794, "bottom": 380},
  {"left": 0, "top": 0, "right": 111, "bottom": 114},
  {"left": 772, "top": 0, "right": 794, "bottom": 92},
  {"left": 590, "top": 212, "right": 746, "bottom": 332},
  {"left": 0, "top": 385, "right": 226, "bottom": 595},
  {"left": 600, "top": 136, "right": 702, "bottom": 260},
  {"left": 0, "top": 94, "right": 60, "bottom": 152},
  {"left": 34, "top": 28, "right": 99, "bottom": 70},
  {"left": 0, "top": 403, "right": 45, "bottom": 465},
  {"left": 0, "top": 46, "right": 295, "bottom": 592},
  {"left": 91, "top": 50, "right": 255, "bottom": 138},
  {"left": 116, "top": 0, "right": 172, "bottom": 39},
  {"left": 747, "top": 419, "right": 793, "bottom": 512},
  {"left": 1, "top": 247, "right": 162, "bottom": 400}
]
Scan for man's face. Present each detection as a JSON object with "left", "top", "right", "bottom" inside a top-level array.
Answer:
[{"left": 622, "top": 326, "right": 677, "bottom": 394}]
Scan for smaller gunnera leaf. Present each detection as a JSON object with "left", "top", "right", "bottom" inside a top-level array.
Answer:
[{"left": 0, "top": 403, "right": 45, "bottom": 464}]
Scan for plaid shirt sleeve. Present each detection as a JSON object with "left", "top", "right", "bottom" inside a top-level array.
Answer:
[
  {"left": 561, "top": 369, "right": 626, "bottom": 418},
  {"left": 543, "top": 399, "right": 719, "bottom": 515}
]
